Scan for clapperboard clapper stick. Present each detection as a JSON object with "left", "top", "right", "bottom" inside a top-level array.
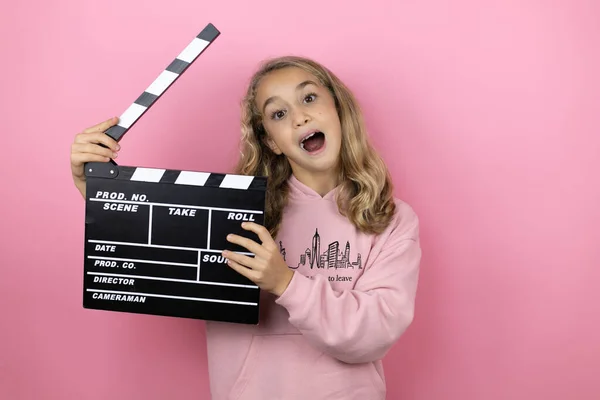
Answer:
[{"left": 83, "top": 23, "right": 266, "bottom": 325}]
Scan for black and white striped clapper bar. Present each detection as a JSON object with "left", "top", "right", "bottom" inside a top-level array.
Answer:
[{"left": 83, "top": 23, "right": 266, "bottom": 325}]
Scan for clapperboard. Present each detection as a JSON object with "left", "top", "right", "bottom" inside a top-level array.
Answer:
[{"left": 82, "top": 23, "right": 266, "bottom": 325}]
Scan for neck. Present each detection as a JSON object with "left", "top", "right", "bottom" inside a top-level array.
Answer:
[{"left": 292, "top": 168, "right": 339, "bottom": 197}]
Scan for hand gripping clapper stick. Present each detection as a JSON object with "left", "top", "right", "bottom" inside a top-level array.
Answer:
[{"left": 83, "top": 23, "right": 266, "bottom": 325}]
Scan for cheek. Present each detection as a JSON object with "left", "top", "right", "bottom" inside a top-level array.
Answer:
[
  {"left": 263, "top": 121, "right": 279, "bottom": 137},
  {"left": 263, "top": 126, "right": 286, "bottom": 147}
]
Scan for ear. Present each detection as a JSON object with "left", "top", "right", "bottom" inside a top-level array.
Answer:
[{"left": 263, "top": 133, "right": 283, "bottom": 155}]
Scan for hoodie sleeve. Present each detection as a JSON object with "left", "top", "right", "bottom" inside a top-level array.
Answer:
[{"left": 274, "top": 201, "right": 421, "bottom": 364}]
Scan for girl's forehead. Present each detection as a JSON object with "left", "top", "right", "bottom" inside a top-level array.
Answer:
[{"left": 256, "top": 67, "right": 322, "bottom": 104}]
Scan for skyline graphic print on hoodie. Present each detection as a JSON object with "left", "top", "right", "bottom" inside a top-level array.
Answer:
[{"left": 279, "top": 228, "right": 363, "bottom": 284}]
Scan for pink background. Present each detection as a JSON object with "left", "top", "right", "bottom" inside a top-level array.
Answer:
[{"left": 1, "top": 1, "right": 599, "bottom": 399}]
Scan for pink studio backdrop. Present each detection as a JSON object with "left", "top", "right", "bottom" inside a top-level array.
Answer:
[{"left": 1, "top": 1, "right": 598, "bottom": 399}]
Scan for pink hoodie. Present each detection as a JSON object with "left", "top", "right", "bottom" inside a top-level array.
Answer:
[{"left": 205, "top": 175, "right": 421, "bottom": 400}]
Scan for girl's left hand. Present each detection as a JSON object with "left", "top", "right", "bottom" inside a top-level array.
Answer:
[{"left": 223, "top": 222, "right": 294, "bottom": 296}]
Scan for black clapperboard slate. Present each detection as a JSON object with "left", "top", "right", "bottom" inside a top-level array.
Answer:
[{"left": 82, "top": 23, "right": 265, "bottom": 325}]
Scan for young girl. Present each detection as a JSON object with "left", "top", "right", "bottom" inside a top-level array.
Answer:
[{"left": 70, "top": 56, "right": 421, "bottom": 399}]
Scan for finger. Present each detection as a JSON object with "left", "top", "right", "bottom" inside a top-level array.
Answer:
[
  {"left": 241, "top": 222, "right": 275, "bottom": 247},
  {"left": 70, "top": 152, "right": 112, "bottom": 167},
  {"left": 223, "top": 250, "right": 258, "bottom": 270},
  {"left": 226, "top": 234, "right": 264, "bottom": 256},
  {"left": 74, "top": 131, "right": 120, "bottom": 151},
  {"left": 71, "top": 142, "right": 117, "bottom": 160},
  {"left": 226, "top": 259, "right": 258, "bottom": 282},
  {"left": 82, "top": 117, "right": 119, "bottom": 134}
]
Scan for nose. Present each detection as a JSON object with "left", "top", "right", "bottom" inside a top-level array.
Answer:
[{"left": 292, "top": 108, "right": 311, "bottom": 127}]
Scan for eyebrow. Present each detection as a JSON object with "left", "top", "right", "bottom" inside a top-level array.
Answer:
[{"left": 261, "top": 80, "right": 317, "bottom": 114}]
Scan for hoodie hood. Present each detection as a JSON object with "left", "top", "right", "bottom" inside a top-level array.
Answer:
[{"left": 287, "top": 174, "right": 340, "bottom": 202}]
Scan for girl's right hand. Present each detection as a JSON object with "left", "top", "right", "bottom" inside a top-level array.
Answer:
[{"left": 70, "top": 117, "right": 121, "bottom": 198}]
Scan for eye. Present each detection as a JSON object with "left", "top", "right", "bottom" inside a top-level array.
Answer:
[
  {"left": 304, "top": 93, "right": 317, "bottom": 103},
  {"left": 270, "top": 110, "right": 286, "bottom": 120}
]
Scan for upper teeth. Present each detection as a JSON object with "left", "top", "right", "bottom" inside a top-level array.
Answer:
[
  {"left": 302, "top": 132, "right": 316, "bottom": 142},
  {"left": 301, "top": 132, "right": 317, "bottom": 149},
  {"left": 300, "top": 131, "right": 318, "bottom": 150}
]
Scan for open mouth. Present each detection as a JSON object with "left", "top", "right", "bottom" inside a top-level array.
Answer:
[{"left": 300, "top": 131, "right": 326, "bottom": 153}]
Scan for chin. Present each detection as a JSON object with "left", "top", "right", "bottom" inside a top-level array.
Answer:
[{"left": 300, "top": 154, "right": 340, "bottom": 175}]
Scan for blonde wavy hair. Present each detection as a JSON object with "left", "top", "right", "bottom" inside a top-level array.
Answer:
[{"left": 234, "top": 55, "right": 396, "bottom": 238}]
